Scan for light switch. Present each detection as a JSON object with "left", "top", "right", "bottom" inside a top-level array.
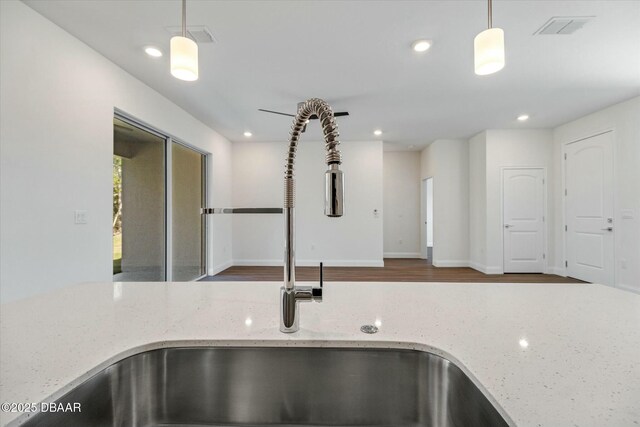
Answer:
[{"left": 74, "top": 210, "right": 88, "bottom": 224}]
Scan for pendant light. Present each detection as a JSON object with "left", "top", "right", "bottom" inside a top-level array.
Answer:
[
  {"left": 474, "top": 0, "right": 505, "bottom": 75},
  {"left": 170, "top": 0, "right": 198, "bottom": 81}
]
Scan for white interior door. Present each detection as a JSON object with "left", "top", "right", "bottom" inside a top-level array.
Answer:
[
  {"left": 565, "top": 132, "right": 614, "bottom": 285},
  {"left": 503, "top": 168, "right": 545, "bottom": 273}
]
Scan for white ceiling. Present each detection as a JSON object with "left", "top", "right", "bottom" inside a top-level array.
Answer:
[{"left": 24, "top": 0, "right": 640, "bottom": 149}]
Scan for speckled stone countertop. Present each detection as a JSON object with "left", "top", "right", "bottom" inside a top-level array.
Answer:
[{"left": 1, "top": 281, "right": 639, "bottom": 426}]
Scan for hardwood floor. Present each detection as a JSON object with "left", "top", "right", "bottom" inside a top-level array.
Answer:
[{"left": 201, "top": 258, "right": 583, "bottom": 283}]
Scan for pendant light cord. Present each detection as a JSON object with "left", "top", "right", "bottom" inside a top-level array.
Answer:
[
  {"left": 182, "top": 0, "right": 187, "bottom": 37},
  {"left": 488, "top": 0, "right": 493, "bottom": 29}
]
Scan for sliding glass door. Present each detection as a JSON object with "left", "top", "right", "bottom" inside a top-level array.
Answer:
[
  {"left": 113, "top": 117, "right": 166, "bottom": 281},
  {"left": 113, "top": 114, "right": 207, "bottom": 282},
  {"left": 171, "top": 142, "right": 206, "bottom": 281}
]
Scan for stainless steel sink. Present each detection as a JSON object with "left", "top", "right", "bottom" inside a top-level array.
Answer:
[{"left": 21, "top": 347, "right": 509, "bottom": 427}]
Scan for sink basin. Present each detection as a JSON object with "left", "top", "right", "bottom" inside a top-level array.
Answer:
[{"left": 20, "top": 347, "right": 509, "bottom": 427}]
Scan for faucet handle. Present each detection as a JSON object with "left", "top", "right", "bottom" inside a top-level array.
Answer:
[{"left": 312, "top": 262, "right": 323, "bottom": 302}]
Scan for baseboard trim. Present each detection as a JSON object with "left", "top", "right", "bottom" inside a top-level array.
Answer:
[
  {"left": 301, "top": 260, "right": 385, "bottom": 267},
  {"left": 549, "top": 267, "right": 566, "bottom": 276},
  {"left": 208, "top": 260, "right": 232, "bottom": 276},
  {"left": 432, "top": 260, "right": 469, "bottom": 268},
  {"left": 232, "top": 259, "right": 385, "bottom": 267},
  {"left": 484, "top": 266, "right": 503, "bottom": 274},
  {"left": 616, "top": 283, "right": 640, "bottom": 295},
  {"left": 468, "top": 261, "right": 486, "bottom": 273},
  {"left": 232, "top": 259, "right": 282, "bottom": 267},
  {"left": 383, "top": 252, "right": 421, "bottom": 259},
  {"left": 447, "top": 261, "right": 503, "bottom": 274}
]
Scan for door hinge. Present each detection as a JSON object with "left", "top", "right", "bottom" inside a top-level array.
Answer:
[
  {"left": 565, "top": 260, "right": 568, "bottom": 267},
  {"left": 543, "top": 253, "right": 546, "bottom": 259},
  {"left": 543, "top": 215, "right": 545, "bottom": 222},
  {"left": 564, "top": 153, "right": 567, "bottom": 160},
  {"left": 565, "top": 189, "right": 567, "bottom": 196},
  {"left": 542, "top": 178, "right": 545, "bottom": 185},
  {"left": 565, "top": 225, "right": 568, "bottom": 231}
]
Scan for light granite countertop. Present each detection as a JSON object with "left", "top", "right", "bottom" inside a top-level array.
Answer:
[{"left": 1, "top": 281, "right": 639, "bottom": 426}]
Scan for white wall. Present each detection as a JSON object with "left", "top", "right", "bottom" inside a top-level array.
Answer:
[
  {"left": 0, "top": 1, "right": 233, "bottom": 301},
  {"left": 383, "top": 151, "right": 421, "bottom": 257},
  {"left": 552, "top": 96, "right": 640, "bottom": 292},
  {"left": 468, "top": 131, "right": 487, "bottom": 270},
  {"left": 425, "top": 178, "right": 433, "bottom": 247},
  {"left": 485, "top": 129, "right": 554, "bottom": 273},
  {"left": 231, "top": 140, "right": 384, "bottom": 266},
  {"left": 420, "top": 140, "right": 469, "bottom": 266},
  {"left": 467, "top": 130, "right": 554, "bottom": 273}
]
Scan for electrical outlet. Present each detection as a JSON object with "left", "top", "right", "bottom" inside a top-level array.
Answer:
[
  {"left": 74, "top": 210, "right": 88, "bottom": 225},
  {"left": 310, "top": 244, "right": 315, "bottom": 251},
  {"left": 398, "top": 239, "right": 403, "bottom": 245}
]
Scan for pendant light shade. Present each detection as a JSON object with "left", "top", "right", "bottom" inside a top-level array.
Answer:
[
  {"left": 170, "top": 0, "right": 198, "bottom": 81},
  {"left": 171, "top": 35, "right": 198, "bottom": 81},
  {"left": 474, "top": 27, "right": 505, "bottom": 75},
  {"left": 474, "top": 0, "right": 504, "bottom": 75}
]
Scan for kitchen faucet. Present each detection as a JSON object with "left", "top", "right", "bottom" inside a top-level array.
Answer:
[{"left": 280, "top": 98, "right": 344, "bottom": 333}]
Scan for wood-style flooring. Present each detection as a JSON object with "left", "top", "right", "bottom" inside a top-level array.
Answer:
[{"left": 201, "top": 258, "right": 583, "bottom": 283}]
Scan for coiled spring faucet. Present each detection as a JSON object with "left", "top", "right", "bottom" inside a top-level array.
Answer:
[{"left": 280, "top": 98, "right": 344, "bottom": 333}]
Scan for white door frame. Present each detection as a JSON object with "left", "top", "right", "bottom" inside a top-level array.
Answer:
[
  {"left": 501, "top": 167, "right": 548, "bottom": 273},
  {"left": 561, "top": 128, "right": 616, "bottom": 283}
]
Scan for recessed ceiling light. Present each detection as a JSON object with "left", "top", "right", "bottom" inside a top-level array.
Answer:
[
  {"left": 517, "top": 114, "right": 530, "bottom": 121},
  {"left": 411, "top": 39, "right": 432, "bottom": 52},
  {"left": 374, "top": 129, "right": 383, "bottom": 136},
  {"left": 409, "top": 145, "right": 415, "bottom": 149},
  {"left": 243, "top": 131, "right": 252, "bottom": 137},
  {"left": 144, "top": 46, "right": 163, "bottom": 57}
]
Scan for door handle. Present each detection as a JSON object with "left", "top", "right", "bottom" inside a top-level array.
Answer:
[
  {"left": 504, "top": 224, "right": 512, "bottom": 228},
  {"left": 601, "top": 227, "right": 613, "bottom": 232}
]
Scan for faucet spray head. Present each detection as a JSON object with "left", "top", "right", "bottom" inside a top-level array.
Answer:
[{"left": 325, "top": 164, "right": 344, "bottom": 217}]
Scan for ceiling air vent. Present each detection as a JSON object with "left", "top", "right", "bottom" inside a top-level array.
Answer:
[
  {"left": 534, "top": 16, "right": 594, "bottom": 35},
  {"left": 166, "top": 25, "right": 217, "bottom": 44}
]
